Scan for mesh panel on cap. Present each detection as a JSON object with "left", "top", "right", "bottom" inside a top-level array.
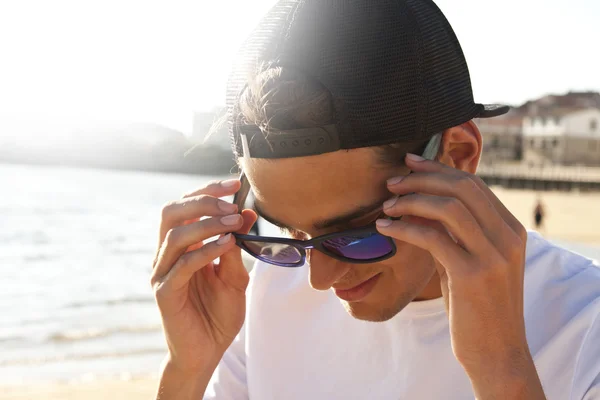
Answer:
[
  {"left": 408, "top": 0, "right": 482, "bottom": 134},
  {"left": 226, "top": 1, "right": 299, "bottom": 156},
  {"left": 279, "top": 0, "right": 425, "bottom": 149},
  {"left": 227, "top": 0, "right": 506, "bottom": 158}
]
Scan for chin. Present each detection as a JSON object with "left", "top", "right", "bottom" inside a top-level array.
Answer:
[{"left": 340, "top": 295, "right": 413, "bottom": 322}]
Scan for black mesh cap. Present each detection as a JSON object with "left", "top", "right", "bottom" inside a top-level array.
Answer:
[{"left": 227, "top": 0, "right": 509, "bottom": 159}]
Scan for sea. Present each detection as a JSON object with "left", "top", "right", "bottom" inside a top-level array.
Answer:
[{"left": 1, "top": 163, "right": 599, "bottom": 386}]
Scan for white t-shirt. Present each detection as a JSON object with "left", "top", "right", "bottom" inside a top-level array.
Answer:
[{"left": 205, "top": 232, "right": 600, "bottom": 399}]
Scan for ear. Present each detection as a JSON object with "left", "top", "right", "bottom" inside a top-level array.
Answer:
[{"left": 437, "top": 120, "right": 482, "bottom": 174}]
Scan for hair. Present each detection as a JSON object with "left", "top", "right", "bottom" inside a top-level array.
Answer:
[{"left": 232, "top": 66, "right": 428, "bottom": 166}]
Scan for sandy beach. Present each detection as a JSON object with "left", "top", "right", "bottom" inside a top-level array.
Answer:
[
  {"left": 0, "top": 378, "right": 158, "bottom": 400},
  {"left": 2, "top": 187, "right": 599, "bottom": 400},
  {"left": 491, "top": 187, "right": 600, "bottom": 246}
]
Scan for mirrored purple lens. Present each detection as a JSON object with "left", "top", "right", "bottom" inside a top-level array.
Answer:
[
  {"left": 322, "top": 233, "right": 393, "bottom": 260},
  {"left": 242, "top": 241, "right": 303, "bottom": 265}
]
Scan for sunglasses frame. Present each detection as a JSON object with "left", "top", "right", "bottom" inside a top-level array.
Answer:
[
  {"left": 234, "top": 224, "right": 397, "bottom": 267},
  {"left": 231, "top": 132, "right": 443, "bottom": 267}
]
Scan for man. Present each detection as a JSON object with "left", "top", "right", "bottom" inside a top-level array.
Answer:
[
  {"left": 534, "top": 196, "right": 546, "bottom": 233},
  {"left": 151, "top": 1, "right": 600, "bottom": 399}
]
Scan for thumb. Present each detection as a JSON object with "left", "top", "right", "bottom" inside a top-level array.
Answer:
[{"left": 217, "top": 209, "right": 258, "bottom": 290}]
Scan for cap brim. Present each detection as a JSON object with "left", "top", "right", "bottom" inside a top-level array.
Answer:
[{"left": 477, "top": 104, "right": 511, "bottom": 118}]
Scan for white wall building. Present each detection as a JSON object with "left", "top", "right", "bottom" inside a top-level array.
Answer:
[
  {"left": 522, "top": 108, "right": 600, "bottom": 166},
  {"left": 562, "top": 109, "right": 600, "bottom": 137},
  {"left": 523, "top": 108, "right": 600, "bottom": 138}
]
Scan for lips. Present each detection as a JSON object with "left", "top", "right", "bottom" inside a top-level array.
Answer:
[{"left": 333, "top": 273, "right": 381, "bottom": 302}]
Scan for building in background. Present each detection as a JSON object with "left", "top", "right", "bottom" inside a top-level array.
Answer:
[
  {"left": 476, "top": 111, "right": 524, "bottom": 164},
  {"left": 522, "top": 108, "right": 600, "bottom": 166},
  {"left": 519, "top": 91, "right": 600, "bottom": 114},
  {"left": 476, "top": 91, "right": 600, "bottom": 167}
]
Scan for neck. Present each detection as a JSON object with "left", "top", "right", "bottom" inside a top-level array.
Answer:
[{"left": 414, "top": 270, "right": 443, "bottom": 301}]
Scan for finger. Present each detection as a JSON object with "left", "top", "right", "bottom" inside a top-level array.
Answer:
[
  {"left": 178, "top": 179, "right": 241, "bottom": 233},
  {"left": 179, "top": 179, "right": 241, "bottom": 231},
  {"left": 217, "top": 209, "right": 258, "bottom": 290},
  {"left": 158, "top": 193, "right": 239, "bottom": 251},
  {"left": 153, "top": 214, "right": 244, "bottom": 281},
  {"left": 382, "top": 193, "right": 494, "bottom": 257},
  {"left": 388, "top": 168, "right": 514, "bottom": 252},
  {"left": 471, "top": 177, "right": 525, "bottom": 239},
  {"left": 158, "top": 232, "right": 240, "bottom": 293},
  {"left": 182, "top": 178, "right": 240, "bottom": 199},
  {"left": 403, "top": 156, "right": 524, "bottom": 237},
  {"left": 376, "top": 217, "right": 472, "bottom": 274}
]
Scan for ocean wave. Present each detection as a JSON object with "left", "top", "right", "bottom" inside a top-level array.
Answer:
[
  {"left": 65, "top": 296, "right": 154, "bottom": 309},
  {"left": 22, "top": 253, "right": 58, "bottom": 262},
  {"left": 110, "top": 248, "right": 152, "bottom": 255},
  {"left": 0, "top": 347, "right": 166, "bottom": 367},
  {"left": 47, "top": 325, "right": 162, "bottom": 343},
  {"left": 0, "top": 335, "right": 27, "bottom": 344},
  {"left": 0, "top": 315, "right": 56, "bottom": 328}
]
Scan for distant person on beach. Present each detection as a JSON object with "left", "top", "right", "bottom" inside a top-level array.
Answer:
[
  {"left": 534, "top": 197, "right": 545, "bottom": 232},
  {"left": 151, "top": 1, "right": 600, "bottom": 399}
]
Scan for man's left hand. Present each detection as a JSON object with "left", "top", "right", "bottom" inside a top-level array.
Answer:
[{"left": 376, "top": 153, "right": 546, "bottom": 400}]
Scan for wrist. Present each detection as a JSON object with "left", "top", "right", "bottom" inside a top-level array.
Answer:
[
  {"left": 160, "top": 350, "right": 222, "bottom": 379},
  {"left": 464, "top": 349, "right": 545, "bottom": 400},
  {"left": 156, "top": 352, "right": 223, "bottom": 400},
  {"left": 457, "top": 338, "right": 531, "bottom": 375}
]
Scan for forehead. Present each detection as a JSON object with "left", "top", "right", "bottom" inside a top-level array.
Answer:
[{"left": 241, "top": 148, "right": 404, "bottom": 231}]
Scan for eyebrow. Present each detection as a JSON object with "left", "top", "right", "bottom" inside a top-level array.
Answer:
[{"left": 253, "top": 198, "right": 385, "bottom": 233}]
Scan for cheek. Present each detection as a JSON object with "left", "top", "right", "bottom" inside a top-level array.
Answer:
[{"left": 382, "top": 239, "right": 436, "bottom": 281}]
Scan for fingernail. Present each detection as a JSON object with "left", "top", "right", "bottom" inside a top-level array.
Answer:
[
  {"left": 218, "top": 199, "right": 238, "bottom": 213},
  {"left": 383, "top": 196, "right": 398, "bottom": 210},
  {"left": 387, "top": 176, "right": 405, "bottom": 186},
  {"left": 217, "top": 233, "right": 232, "bottom": 245},
  {"left": 221, "top": 179, "right": 238, "bottom": 187},
  {"left": 221, "top": 214, "right": 241, "bottom": 226},
  {"left": 406, "top": 153, "right": 425, "bottom": 162},
  {"left": 376, "top": 219, "right": 393, "bottom": 228}
]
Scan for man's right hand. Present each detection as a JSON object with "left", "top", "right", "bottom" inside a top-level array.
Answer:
[{"left": 151, "top": 179, "right": 257, "bottom": 398}]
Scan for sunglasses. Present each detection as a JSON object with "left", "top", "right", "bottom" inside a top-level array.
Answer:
[{"left": 231, "top": 133, "right": 442, "bottom": 268}]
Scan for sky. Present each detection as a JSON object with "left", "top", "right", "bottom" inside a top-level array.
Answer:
[{"left": 0, "top": 0, "right": 598, "bottom": 135}]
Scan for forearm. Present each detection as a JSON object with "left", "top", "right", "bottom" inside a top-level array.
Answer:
[
  {"left": 467, "top": 353, "right": 546, "bottom": 400},
  {"left": 156, "top": 354, "right": 221, "bottom": 400}
]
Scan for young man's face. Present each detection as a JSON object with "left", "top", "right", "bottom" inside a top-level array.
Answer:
[{"left": 241, "top": 147, "right": 442, "bottom": 322}]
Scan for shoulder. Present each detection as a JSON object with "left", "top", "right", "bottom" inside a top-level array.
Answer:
[
  {"left": 522, "top": 232, "right": 600, "bottom": 395},
  {"left": 524, "top": 231, "right": 600, "bottom": 292},
  {"left": 524, "top": 231, "right": 600, "bottom": 320}
]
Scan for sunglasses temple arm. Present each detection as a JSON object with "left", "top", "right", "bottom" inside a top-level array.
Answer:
[{"left": 233, "top": 172, "right": 251, "bottom": 210}]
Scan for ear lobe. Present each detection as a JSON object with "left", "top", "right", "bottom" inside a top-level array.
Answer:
[{"left": 438, "top": 122, "right": 482, "bottom": 174}]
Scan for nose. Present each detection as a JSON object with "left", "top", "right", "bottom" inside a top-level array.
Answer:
[{"left": 307, "top": 249, "right": 349, "bottom": 291}]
